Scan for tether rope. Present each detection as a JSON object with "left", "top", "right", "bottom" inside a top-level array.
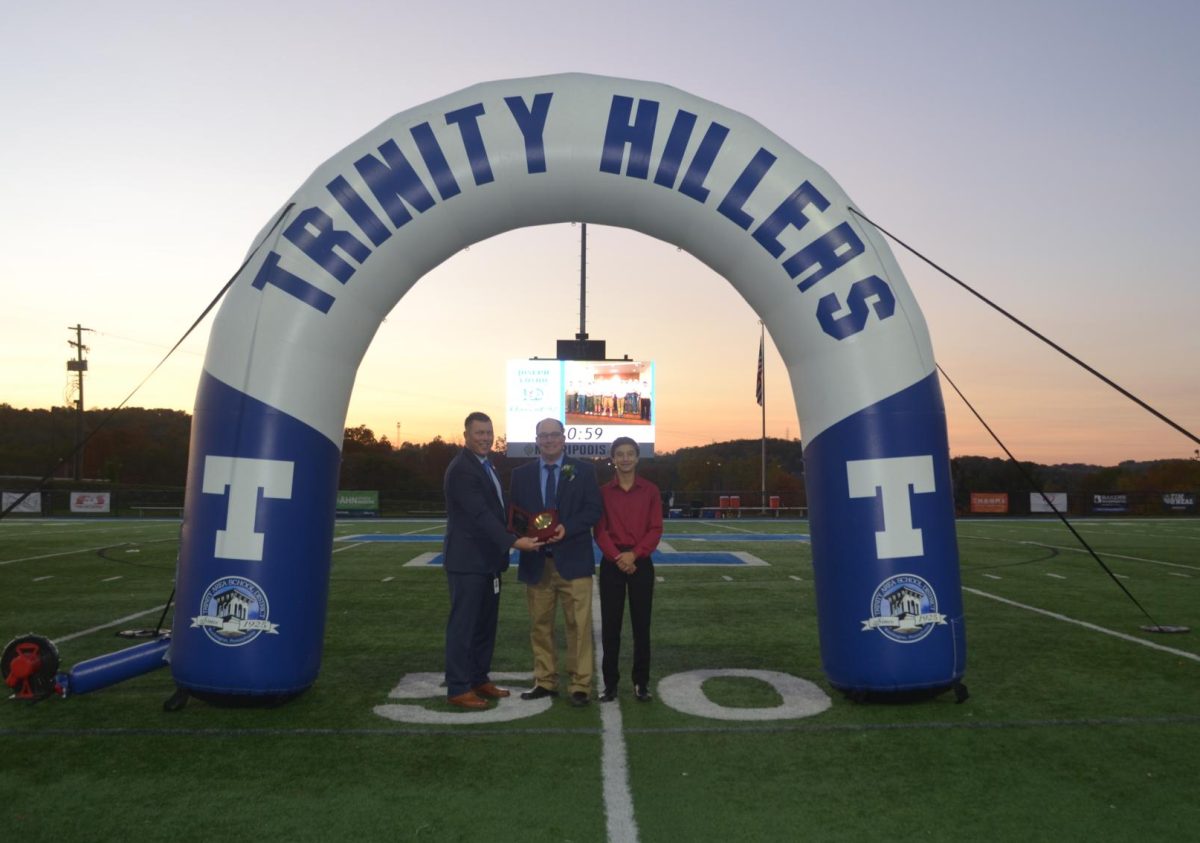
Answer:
[{"left": 847, "top": 206, "right": 1198, "bottom": 447}]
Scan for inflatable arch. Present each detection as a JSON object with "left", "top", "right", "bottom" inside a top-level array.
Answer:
[{"left": 171, "top": 73, "right": 965, "bottom": 702}]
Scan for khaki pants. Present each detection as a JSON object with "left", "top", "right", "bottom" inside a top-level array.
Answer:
[{"left": 526, "top": 557, "right": 594, "bottom": 695}]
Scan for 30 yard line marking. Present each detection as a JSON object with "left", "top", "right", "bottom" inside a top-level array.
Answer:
[
  {"left": 591, "top": 580, "right": 638, "bottom": 843},
  {"left": 964, "top": 587, "right": 1200, "bottom": 663},
  {"left": 101, "top": 575, "right": 124, "bottom": 582},
  {"left": 1045, "top": 573, "right": 1066, "bottom": 580}
]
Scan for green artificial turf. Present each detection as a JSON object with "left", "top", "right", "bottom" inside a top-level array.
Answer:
[{"left": 2, "top": 516, "right": 1198, "bottom": 842}]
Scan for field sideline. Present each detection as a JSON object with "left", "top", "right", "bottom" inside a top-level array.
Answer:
[{"left": 2, "top": 516, "right": 1199, "bottom": 842}]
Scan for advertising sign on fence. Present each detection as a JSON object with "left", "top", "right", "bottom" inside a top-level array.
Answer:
[
  {"left": 336, "top": 490, "right": 379, "bottom": 517},
  {"left": 1030, "top": 492, "right": 1068, "bottom": 513},
  {"left": 70, "top": 491, "right": 112, "bottom": 513},
  {"left": 970, "top": 492, "right": 1009, "bottom": 514},
  {"left": 1091, "top": 493, "right": 1128, "bottom": 514},
  {"left": 2, "top": 491, "right": 41, "bottom": 514},
  {"left": 1162, "top": 492, "right": 1197, "bottom": 513}
]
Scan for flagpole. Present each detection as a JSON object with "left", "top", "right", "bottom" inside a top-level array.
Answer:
[{"left": 759, "top": 321, "right": 766, "bottom": 513}]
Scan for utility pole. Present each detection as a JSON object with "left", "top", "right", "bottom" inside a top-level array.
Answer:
[{"left": 67, "top": 324, "right": 93, "bottom": 480}]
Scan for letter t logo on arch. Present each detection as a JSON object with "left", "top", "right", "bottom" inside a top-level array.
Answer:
[
  {"left": 846, "top": 456, "right": 935, "bottom": 559},
  {"left": 202, "top": 456, "right": 295, "bottom": 561}
]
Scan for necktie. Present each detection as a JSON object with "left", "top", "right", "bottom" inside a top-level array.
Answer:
[
  {"left": 482, "top": 458, "right": 503, "bottom": 501},
  {"left": 544, "top": 463, "right": 558, "bottom": 509}
]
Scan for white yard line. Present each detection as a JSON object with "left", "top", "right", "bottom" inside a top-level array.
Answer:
[
  {"left": 0, "top": 544, "right": 118, "bottom": 566},
  {"left": 0, "top": 523, "right": 171, "bottom": 539},
  {"left": 698, "top": 522, "right": 755, "bottom": 534},
  {"left": 399, "top": 524, "right": 444, "bottom": 534},
  {"left": 56, "top": 606, "right": 168, "bottom": 643},
  {"left": 332, "top": 542, "right": 367, "bottom": 554},
  {"left": 591, "top": 579, "right": 639, "bottom": 843},
  {"left": 960, "top": 535, "right": 1200, "bottom": 573},
  {"left": 964, "top": 587, "right": 1200, "bottom": 663}
]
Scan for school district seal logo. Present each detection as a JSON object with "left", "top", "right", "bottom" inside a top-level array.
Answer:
[
  {"left": 191, "top": 576, "right": 279, "bottom": 647},
  {"left": 861, "top": 573, "right": 947, "bottom": 644}
]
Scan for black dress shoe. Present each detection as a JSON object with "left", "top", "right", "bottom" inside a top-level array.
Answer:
[
  {"left": 634, "top": 684, "right": 652, "bottom": 702},
  {"left": 520, "top": 685, "right": 559, "bottom": 700},
  {"left": 598, "top": 688, "right": 617, "bottom": 702},
  {"left": 569, "top": 691, "right": 590, "bottom": 707}
]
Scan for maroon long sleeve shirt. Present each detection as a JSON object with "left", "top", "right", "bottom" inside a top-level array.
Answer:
[{"left": 594, "top": 475, "right": 664, "bottom": 560}]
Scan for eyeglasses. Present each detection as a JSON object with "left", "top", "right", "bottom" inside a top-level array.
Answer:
[{"left": 536, "top": 431, "right": 564, "bottom": 440}]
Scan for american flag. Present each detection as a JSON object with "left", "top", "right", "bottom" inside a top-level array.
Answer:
[{"left": 755, "top": 334, "right": 764, "bottom": 407}]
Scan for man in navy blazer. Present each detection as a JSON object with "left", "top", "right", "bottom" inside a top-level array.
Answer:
[
  {"left": 442, "top": 412, "right": 542, "bottom": 709},
  {"left": 510, "top": 417, "right": 603, "bottom": 706}
]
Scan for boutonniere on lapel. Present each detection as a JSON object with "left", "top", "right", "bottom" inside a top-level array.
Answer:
[{"left": 560, "top": 464, "right": 576, "bottom": 482}]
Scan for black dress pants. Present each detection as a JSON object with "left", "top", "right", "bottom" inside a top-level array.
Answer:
[{"left": 599, "top": 555, "right": 655, "bottom": 690}]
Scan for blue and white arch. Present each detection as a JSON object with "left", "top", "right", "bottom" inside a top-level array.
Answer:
[{"left": 170, "top": 73, "right": 965, "bottom": 700}]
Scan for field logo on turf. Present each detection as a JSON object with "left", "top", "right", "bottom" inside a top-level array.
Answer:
[
  {"left": 861, "top": 573, "right": 946, "bottom": 643},
  {"left": 191, "top": 576, "right": 279, "bottom": 646}
]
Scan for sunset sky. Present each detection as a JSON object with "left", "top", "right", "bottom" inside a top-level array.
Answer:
[{"left": 3, "top": 1, "right": 1198, "bottom": 465}]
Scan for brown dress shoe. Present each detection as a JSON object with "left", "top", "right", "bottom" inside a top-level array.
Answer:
[
  {"left": 473, "top": 682, "right": 511, "bottom": 698},
  {"left": 447, "top": 691, "right": 488, "bottom": 709}
]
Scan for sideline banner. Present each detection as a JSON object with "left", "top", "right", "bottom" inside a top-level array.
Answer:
[
  {"left": 1091, "top": 493, "right": 1128, "bottom": 514},
  {"left": 70, "top": 491, "right": 111, "bottom": 513},
  {"left": 1162, "top": 492, "right": 1196, "bottom": 513},
  {"left": 2, "top": 491, "right": 41, "bottom": 514},
  {"left": 1030, "top": 492, "right": 1067, "bottom": 513},
  {"left": 336, "top": 490, "right": 379, "bottom": 516},
  {"left": 970, "top": 492, "right": 1008, "bottom": 514}
]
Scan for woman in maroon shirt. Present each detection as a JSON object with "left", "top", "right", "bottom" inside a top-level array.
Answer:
[{"left": 594, "top": 436, "right": 663, "bottom": 701}]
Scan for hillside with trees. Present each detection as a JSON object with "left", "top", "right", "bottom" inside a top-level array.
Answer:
[{"left": 2, "top": 405, "right": 1196, "bottom": 516}]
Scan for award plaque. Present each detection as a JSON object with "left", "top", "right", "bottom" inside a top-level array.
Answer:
[{"left": 508, "top": 505, "right": 560, "bottom": 541}]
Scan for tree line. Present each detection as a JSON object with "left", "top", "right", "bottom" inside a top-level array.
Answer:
[{"left": 2, "top": 406, "right": 1196, "bottom": 513}]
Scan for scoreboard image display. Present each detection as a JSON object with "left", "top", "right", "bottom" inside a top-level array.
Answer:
[{"left": 505, "top": 359, "right": 655, "bottom": 458}]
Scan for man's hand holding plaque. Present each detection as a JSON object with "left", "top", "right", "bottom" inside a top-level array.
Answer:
[{"left": 508, "top": 504, "right": 561, "bottom": 542}]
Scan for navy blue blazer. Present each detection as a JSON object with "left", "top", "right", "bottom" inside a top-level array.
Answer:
[
  {"left": 511, "top": 456, "right": 602, "bottom": 583},
  {"left": 442, "top": 449, "right": 513, "bottom": 575}
]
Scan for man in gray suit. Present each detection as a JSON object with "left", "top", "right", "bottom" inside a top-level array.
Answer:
[{"left": 442, "top": 412, "right": 542, "bottom": 709}]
